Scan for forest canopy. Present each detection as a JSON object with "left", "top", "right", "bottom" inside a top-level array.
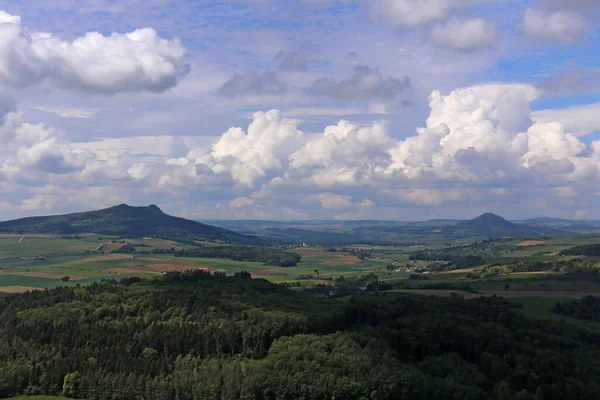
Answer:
[{"left": 1, "top": 271, "right": 600, "bottom": 399}]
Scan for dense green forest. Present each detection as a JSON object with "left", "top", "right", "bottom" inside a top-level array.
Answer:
[
  {"left": 1, "top": 272, "right": 600, "bottom": 399},
  {"left": 174, "top": 246, "right": 301, "bottom": 267},
  {"left": 560, "top": 243, "right": 600, "bottom": 256},
  {"left": 553, "top": 295, "right": 600, "bottom": 321},
  {"left": 0, "top": 204, "right": 262, "bottom": 245}
]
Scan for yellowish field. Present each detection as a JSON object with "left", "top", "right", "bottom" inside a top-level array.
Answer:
[
  {"left": 321, "top": 254, "right": 360, "bottom": 265},
  {"left": 439, "top": 268, "right": 475, "bottom": 274},
  {"left": 0, "top": 286, "right": 43, "bottom": 293}
]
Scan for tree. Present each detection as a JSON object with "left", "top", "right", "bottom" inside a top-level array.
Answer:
[
  {"left": 61, "top": 276, "right": 70, "bottom": 282},
  {"left": 495, "top": 381, "right": 512, "bottom": 400},
  {"left": 142, "top": 347, "right": 159, "bottom": 359},
  {"left": 62, "top": 371, "right": 81, "bottom": 398}
]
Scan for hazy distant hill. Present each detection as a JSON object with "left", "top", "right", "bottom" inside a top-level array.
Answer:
[
  {"left": 456, "top": 213, "right": 563, "bottom": 237},
  {"left": 0, "top": 204, "right": 263, "bottom": 245},
  {"left": 521, "top": 217, "right": 600, "bottom": 234}
]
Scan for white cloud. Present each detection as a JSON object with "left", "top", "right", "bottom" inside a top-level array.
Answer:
[
  {"left": 29, "top": 106, "right": 103, "bottom": 119},
  {"left": 532, "top": 103, "right": 600, "bottom": 137},
  {"left": 228, "top": 197, "right": 255, "bottom": 208},
  {"left": 289, "top": 119, "right": 394, "bottom": 187},
  {"left": 522, "top": 6, "right": 589, "bottom": 43},
  {"left": 0, "top": 10, "right": 188, "bottom": 94},
  {"left": 430, "top": 18, "right": 498, "bottom": 50},
  {"left": 304, "top": 193, "right": 373, "bottom": 210},
  {"left": 371, "top": 0, "right": 491, "bottom": 28},
  {"left": 177, "top": 110, "right": 303, "bottom": 187}
]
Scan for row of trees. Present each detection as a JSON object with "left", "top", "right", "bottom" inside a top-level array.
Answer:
[
  {"left": 409, "top": 252, "right": 485, "bottom": 269},
  {"left": 175, "top": 246, "right": 301, "bottom": 267},
  {"left": 474, "top": 259, "right": 597, "bottom": 278}
]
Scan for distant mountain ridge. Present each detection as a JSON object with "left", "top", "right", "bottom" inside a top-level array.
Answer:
[{"left": 0, "top": 204, "right": 263, "bottom": 245}]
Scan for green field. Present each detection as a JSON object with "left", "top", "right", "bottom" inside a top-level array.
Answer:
[
  {"left": 3, "top": 232, "right": 600, "bottom": 333},
  {"left": 0, "top": 236, "right": 391, "bottom": 291}
]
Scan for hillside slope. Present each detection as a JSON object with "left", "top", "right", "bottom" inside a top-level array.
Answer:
[{"left": 0, "top": 204, "right": 263, "bottom": 245}]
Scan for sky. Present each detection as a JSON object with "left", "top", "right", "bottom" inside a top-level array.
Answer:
[{"left": 1, "top": 0, "right": 600, "bottom": 221}]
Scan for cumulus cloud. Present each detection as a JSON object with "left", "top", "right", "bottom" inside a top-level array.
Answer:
[
  {"left": 0, "top": 10, "right": 188, "bottom": 94},
  {"left": 171, "top": 110, "right": 303, "bottom": 187},
  {"left": 289, "top": 120, "right": 394, "bottom": 187},
  {"left": 217, "top": 71, "right": 287, "bottom": 97},
  {"left": 370, "top": 0, "right": 491, "bottom": 28},
  {"left": 0, "top": 120, "right": 90, "bottom": 182},
  {"left": 153, "top": 82, "right": 600, "bottom": 215},
  {"left": 430, "top": 18, "right": 498, "bottom": 50},
  {"left": 522, "top": 6, "right": 589, "bottom": 43},
  {"left": 311, "top": 66, "right": 410, "bottom": 99}
]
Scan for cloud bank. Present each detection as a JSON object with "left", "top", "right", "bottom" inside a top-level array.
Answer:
[{"left": 3, "top": 80, "right": 600, "bottom": 219}]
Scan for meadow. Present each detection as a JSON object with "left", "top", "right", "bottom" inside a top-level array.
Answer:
[
  {"left": 3, "top": 232, "right": 600, "bottom": 329},
  {"left": 0, "top": 234, "right": 395, "bottom": 292}
]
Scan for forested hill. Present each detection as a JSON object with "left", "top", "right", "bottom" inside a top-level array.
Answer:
[
  {"left": 0, "top": 204, "right": 263, "bottom": 245},
  {"left": 456, "top": 212, "right": 562, "bottom": 237},
  {"left": 1, "top": 272, "right": 600, "bottom": 399}
]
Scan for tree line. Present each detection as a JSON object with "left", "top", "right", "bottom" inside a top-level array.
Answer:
[
  {"left": 553, "top": 295, "right": 600, "bottom": 321},
  {"left": 175, "top": 246, "right": 301, "bottom": 267},
  {"left": 560, "top": 243, "right": 600, "bottom": 256}
]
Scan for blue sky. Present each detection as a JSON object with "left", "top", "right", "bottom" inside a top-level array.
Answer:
[{"left": 0, "top": 0, "right": 600, "bottom": 221}]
